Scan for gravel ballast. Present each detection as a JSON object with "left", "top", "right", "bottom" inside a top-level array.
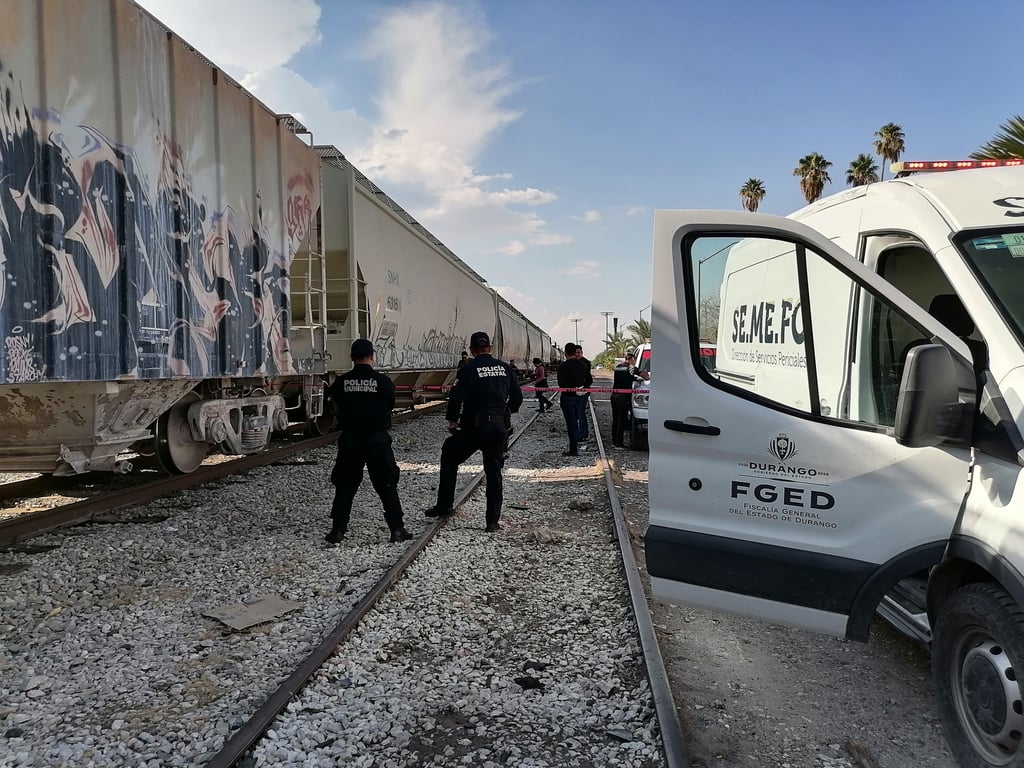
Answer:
[{"left": 1, "top": 404, "right": 663, "bottom": 767}]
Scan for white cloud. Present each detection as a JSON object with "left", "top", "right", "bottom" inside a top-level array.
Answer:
[
  {"left": 625, "top": 206, "right": 646, "bottom": 217},
  {"left": 355, "top": 3, "right": 521, "bottom": 189},
  {"left": 496, "top": 241, "right": 526, "bottom": 256},
  {"left": 347, "top": 3, "right": 563, "bottom": 249},
  {"left": 573, "top": 210, "right": 602, "bottom": 223},
  {"left": 136, "top": 0, "right": 321, "bottom": 75},
  {"left": 493, "top": 285, "right": 531, "bottom": 304},
  {"left": 557, "top": 260, "right": 602, "bottom": 278},
  {"left": 242, "top": 68, "right": 373, "bottom": 152},
  {"left": 529, "top": 233, "right": 572, "bottom": 246},
  {"left": 136, "top": 0, "right": 565, "bottom": 264},
  {"left": 549, "top": 313, "right": 603, "bottom": 350}
]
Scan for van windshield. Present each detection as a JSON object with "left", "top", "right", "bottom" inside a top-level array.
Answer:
[{"left": 956, "top": 229, "right": 1024, "bottom": 344}]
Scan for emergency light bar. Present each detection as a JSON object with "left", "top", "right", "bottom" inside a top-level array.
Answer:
[{"left": 892, "top": 159, "right": 1024, "bottom": 176}]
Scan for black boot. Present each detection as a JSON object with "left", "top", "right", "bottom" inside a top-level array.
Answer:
[
  {"left": 424, "top": 505, "right": 454, "bottom": 518},
  {"left": 390, "top": 527, "right": 413, "bottom": 543},
  {"left": 325, "top": 528, "right": 345, "bottom": 545}
]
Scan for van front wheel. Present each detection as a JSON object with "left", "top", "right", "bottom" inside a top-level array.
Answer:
[{"left": 932, "top": 583, "right": 1024, "bottom": 768}]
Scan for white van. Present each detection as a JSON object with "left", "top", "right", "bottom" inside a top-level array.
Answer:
[{"left": 647, "top": 161, "right": 1024, "bottom": 768}]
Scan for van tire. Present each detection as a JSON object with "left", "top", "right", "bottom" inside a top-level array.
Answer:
[{"left": 931, "top": 583, "right": 1024, "bottom": 768}]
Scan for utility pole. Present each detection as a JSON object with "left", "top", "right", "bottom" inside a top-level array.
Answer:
[
  {"left": 600, "top": 311, "right": 612, "bottom": 349},
  {"left": 570, "top": 317, "right": 581, "bottom": 345}
]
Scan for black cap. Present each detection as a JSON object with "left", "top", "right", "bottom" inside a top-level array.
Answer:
[
  {"left": 350, "top": 339, "right": 374, "bottom": 359},
  {"left": 470, "top": 331, "right": 491, "bottom": 348}
]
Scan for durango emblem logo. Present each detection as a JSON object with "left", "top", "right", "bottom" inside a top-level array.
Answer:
[{"left": 768, "top": 433, "right": 798, "bottom": 463}]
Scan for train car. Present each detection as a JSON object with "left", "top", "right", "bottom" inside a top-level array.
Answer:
[
  {"left": 525, "top": 323, "right": 544, "bottom": 378},
  {"left": 306, "top": 148, "right": 499, "bottom": 405},
  {"left": 0, "top": 0, "right": 555, "bottom": 476},
  {"left": 0, "top": 0, "right": 324, "bottom": 475},
  {"left": 549, "top": 341, "right": 565, "bottom": 368},
  {"left": 493, "top": 295, "right": 531, "bottom": 376},
  {"left": 539, "top": 331, "right": 553, "bottom": 368}
]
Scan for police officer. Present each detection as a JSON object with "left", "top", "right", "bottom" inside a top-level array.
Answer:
[
  {"left": 325, "top": 339, "right": 412, "bottom": 545},
  {"left": 611, "top": 352, "right": 645, "bottom": 448},
  {"left": 424, "top": 331, "right": 523, "bottom": 532}
]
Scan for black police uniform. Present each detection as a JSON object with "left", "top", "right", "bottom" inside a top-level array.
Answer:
[
  {"left": 432, "top": 350, "right": 523, "bottom": 526},
  {"left": 611, "top": 360, "right": 642, "bottom": 447},
  {"left": 329, "top": 362, "right": 405, "bottom": 536}
]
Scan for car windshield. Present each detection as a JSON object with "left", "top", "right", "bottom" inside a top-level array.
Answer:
[{"left": 956, "top": 228, "right": 1024, "bottom": 345}]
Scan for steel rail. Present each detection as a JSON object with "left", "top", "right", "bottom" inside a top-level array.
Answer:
[
  {"left": 587, "top": 397, "right": 691, "bottom": 768},
  {"left": 202, "top": 405, "right": 547, "bottom": 768},
  {"left": 0, "top": 404, "right": 443, "bottom": 545}
]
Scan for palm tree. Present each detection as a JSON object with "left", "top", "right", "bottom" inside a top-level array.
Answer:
[
  {"left": 971, "top": 115, "right": 1024, "bottom": 159},
  {"left": 873, "top": 123, "right": 905, "bottom": 180},
  {"left": 625, "top": 318, "right": 651, "bottom": 347},
  {"left": 603, "top": 330, "right": 631, "bottom": 359},
  {"left": 793, "top": 153, "right": 832, "bottom": 204},
  {"left": 846, "top": 154, "right": 879, "bottom": 187},
  {"left": 739, "top": 178, "right": 766, "bottom": 212}
]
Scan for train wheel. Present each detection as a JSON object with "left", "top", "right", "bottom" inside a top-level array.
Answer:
[{"left": 155, "top": 391, "right": 208, "bottom": 474}]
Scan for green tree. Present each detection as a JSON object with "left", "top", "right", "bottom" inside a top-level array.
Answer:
[
  {"left": 698, "top": 295, "right": 720, "bottom": 343},
  {"left": 793, "top": 153, "right": 832, "bottom": 204},
  {"left": 873, "top": 122, "right": 905, "bottom": 180},
  {"left": 971, "top": 115, "right": 1024, "bottom": 159},
  {"left": 603, "top": 330, "right": 631, "bottom": 358},
  {"left": 846, "top": 153, "right": 879, "bottom": 186},
  {"left": 625, "top": 318, "right": 651, "bottom": 348},
  {"left": 739, "top": 178, "right": 766, "bottom": 212}
]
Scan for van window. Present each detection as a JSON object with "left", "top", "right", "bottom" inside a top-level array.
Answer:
[
  {"left": 686, "top": 234, "right": 928, "bottom": 429},
  {"left": 876, "top": 242, "right": 987, "bottom": 375}
]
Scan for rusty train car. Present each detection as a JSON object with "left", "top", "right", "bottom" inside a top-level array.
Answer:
[{"left": 0, "top": 0, "right": 555, "bottom": 476}]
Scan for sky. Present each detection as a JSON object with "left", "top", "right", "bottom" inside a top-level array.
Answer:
[{"left": 135, "top": 0, "right": 1020, "bottom": 353}]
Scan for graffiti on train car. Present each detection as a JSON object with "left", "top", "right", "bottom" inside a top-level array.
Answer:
[
  {"left": 286, "top": 173, "right": 315, "bottom": 256},
  {"left": 371, "top": 325, "right": 467, "bottom": 370},
  {"left": 4, "top": 330, "right": 46, "bottom": 382},
  {"left": 0, "top": 62, "right": 316, "bottom": 384}
]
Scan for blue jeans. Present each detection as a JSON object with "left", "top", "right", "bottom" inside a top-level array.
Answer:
[
  {"left": 578, "top": 393, "right": 590, "bottom": 440},
  {"left": 560, "top": 396, "right": 586, "bottom": 453}
]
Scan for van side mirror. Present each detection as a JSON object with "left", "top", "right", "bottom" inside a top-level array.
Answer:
[{"left": 895, "top": 344, "right": 970, "bottom": 448}]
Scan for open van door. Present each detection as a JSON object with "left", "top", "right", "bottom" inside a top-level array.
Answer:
[{"left": 645, "top": 211, "right": 976, "bottom": 642}]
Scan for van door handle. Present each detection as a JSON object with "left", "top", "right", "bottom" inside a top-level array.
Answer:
[{"left": 664, "top": 419, "right": 721, "bottom": 436}]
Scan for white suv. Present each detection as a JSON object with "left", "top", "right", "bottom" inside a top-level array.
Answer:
[{"left": 630, "top": 342, "right": 716, "bottom": 451}]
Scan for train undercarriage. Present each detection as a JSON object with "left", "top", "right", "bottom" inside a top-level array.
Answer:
[{"left": 0, "top": 377, "right": 329, "bottom": 476}]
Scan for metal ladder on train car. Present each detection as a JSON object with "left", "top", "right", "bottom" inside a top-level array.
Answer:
[{"left": 296, "top": 213, "right": 328, "bottom": 422}]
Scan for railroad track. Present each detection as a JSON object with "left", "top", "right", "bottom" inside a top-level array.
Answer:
[{"left": 204, "top": 398, "right": 689, "bottom": 768}]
